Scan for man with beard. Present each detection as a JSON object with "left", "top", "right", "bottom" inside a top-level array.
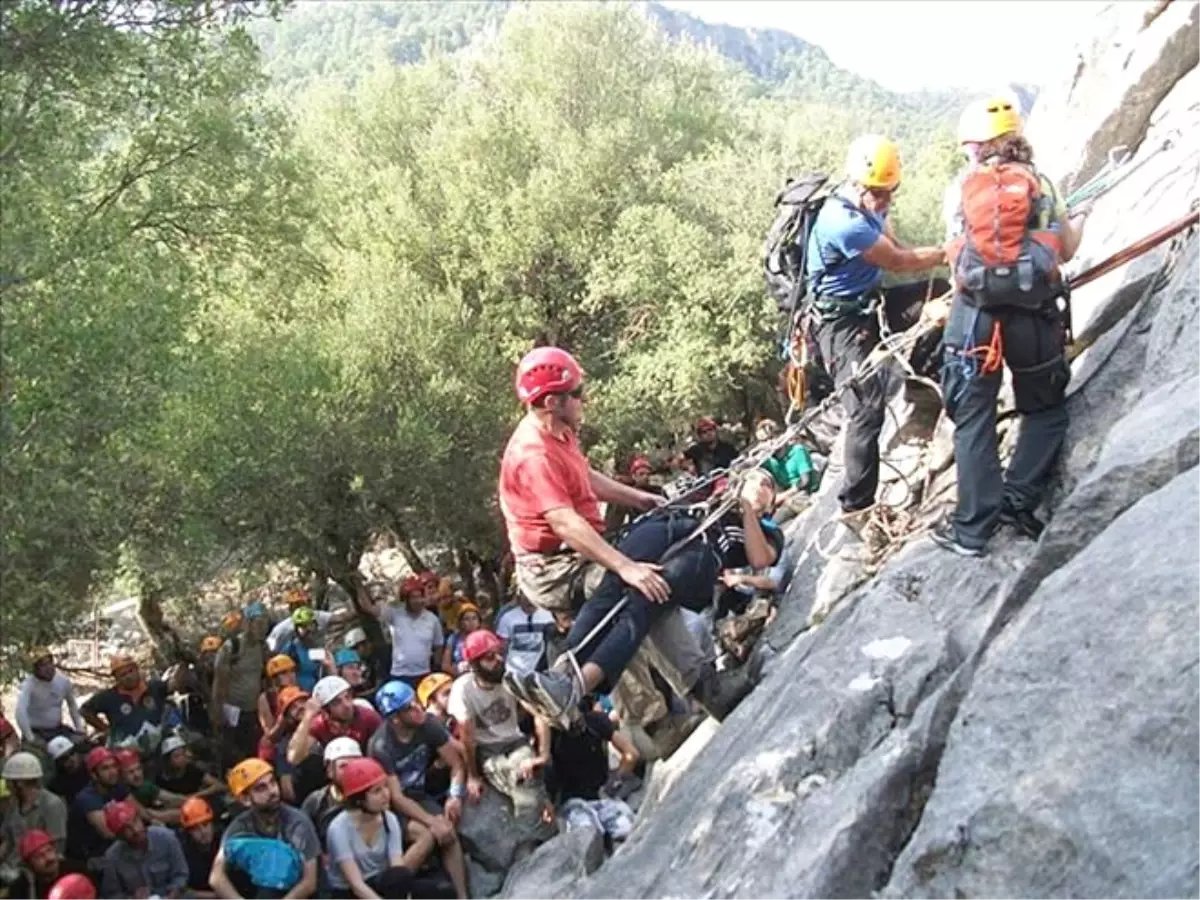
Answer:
[
  {"left": 45, "top": 738, "right": 90, "bottom": 805},
  {"left": 286, "top": 677, "right": 381, "bottom": 769},
  {"left": 80, "top": 656, "right": 170, "bottom": 755},
  {"left": 210, "top": 760, "right": 320, "bottom": 900},
  {"left": 67, "top": 748, "right": 150, "bottom": 866},
  {"left": 358, "top": 577, "right": 444, "bottom": 691},
  {"left": 178, "top": 797, "right": 220, "bottom": 899},
  {"left": 683, "top": 417, "right": 738, "bottom": 477},
  {"left": 15, "top": 649, "right": 84, "bottom": 748},
  {"left": 368, "top": 682, "right": 469, "bottom": 899},
  {"left": 7, "top": 830, "right": 90, "bottom": 900},
  {"left": 448, "top": 631, "right": 553, "bottom": 830},
  {"left": 211, "top": 602, "right": 270, "bottom": 765},
  {"left": 99, "top": 799, "right": 188, "bottom": 899},
  {"left": 0, "top": 752, "right": 67, "bottom": 870}
]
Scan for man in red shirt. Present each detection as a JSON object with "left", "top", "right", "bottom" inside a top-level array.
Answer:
[
  {"left": 285, "top": 676, "right": 382, "bottom": 766},
  {"left": 498, "top": 347, "right": 714, "bottom": 723}
]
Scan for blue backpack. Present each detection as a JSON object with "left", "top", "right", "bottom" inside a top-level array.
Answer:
[{"left": 223, "top": 836, "right": 304, "bottom": 891}]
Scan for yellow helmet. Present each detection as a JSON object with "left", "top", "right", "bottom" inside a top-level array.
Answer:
[
  {"left": 28, "top": 646, "right": 53, "bottom": 667},
  {"left": 958, "top": 95, "right": 1022, "bottom": 145},
  {"left": 265, "top": 654, "right": 296, "bottom": 678},
  {"left": 417, "top": 672, "right": 453, "bottom": 709},
  {"left": 845, "top": 134, "right": 902, "bottom": 190},
  {"left": 227, "top": 758, "right": 274, "bottom": 798}
]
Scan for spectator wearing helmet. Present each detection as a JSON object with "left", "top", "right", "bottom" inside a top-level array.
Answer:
[
  {"left": 258, "top": 687, "right": 322, "bottom": 806},
  {"left": 46, "top": 738, "right": 89, "bottom": 806},
  {"left": 265, "top": 594, "right": 356, "bottom": 654},
  {"left": 16, "top": 648, "right": 84, "bottom": 748},
  {"left": 417, "top": 674, "right": 457, "bottom": 735},
  {"left": 113, "top": 748, "right": 185, "bottom": 828},
  {"left": 440, "top": 604, "right": 482, "bottom": 677},
  {"left": 211, "top": 601, "right": 270, "bottom": 766},
  {"left": 802, "top": 134, "right": 948, "bottom": 549},
  {"left": 79, "top": 656, "right": 170, "bottom": 755},
  {"left": 498, "top": 347, "right": 709, "bottom": 730},
  {"left": 368, "top": 682, "right": 469, "bottom": 898},
  {"left": 684, "top": 417, "right": 738, "bottom": 478},
  {"left": 334, "top": 648, "right": 373, "bottom": 701},
  {"left": 323, "top": 758, "right": 420, "bottom": 900},
  {"left": 286, "top": 677, "right": 382, "bottom": 774},
  {"left": 157, "top": 736, "right": 224, "bottom": 802},
  {"left": 67, "top": 748, "right": 147, "bottom": 866},
  {"left": 277, "top": 607, "right": 333, "bottom": 693},
  {"left": 357, "top": 577, "right": 444, "bottom": 691},
  {"left": 99, "top": 798, "right": 188, "bottom": 899},
  {"left": 1, "top": 753, "right": 67, "bottom": 872},
  {"left": 299, "top": 737, "right": 362, "bottom": 845},
  {"left": 930, "top": 95, "right": 1086, "bottom": 558},
  {"left": 604, "top": 455, "right": 666, "bottom": 533},
  {"left": 341, "top": 627, "right": 382, "bottom": 698},
  {"left": 7, "top": 828, "right": 90, "bottom": 900},
  {"left": 449, "top": 630, "right": 553, "bottom": 831},
  {"left": 258, "top": 654, "right": 300, "bottom": 739},
  {"left": 210, "top": 759, "right": 320, "bottom": 900},
  {"left": 178, "top": 796, "right": 220, "bottom": 898}
]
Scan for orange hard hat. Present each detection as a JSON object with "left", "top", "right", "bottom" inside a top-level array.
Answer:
[
  {"left": 199, "top": 635, "right": 223, "bottom": 653},
  {"left": 266, "top": 654, "right": 297, "bottom": 678},
  {"left": 227, "top": 758, "right": 274, "bottom": 798},
  {"left": 180, "top": 796, "right": 214, "bottom": 828},
  {"left": 276, "top": 685, "right": 310, "bottom": 716},
  {"left": 220, "top": 611, "right": 243, "bottom": 633},
  {"left": 109, "top": 654, "right": 137, "bottom": 675}
]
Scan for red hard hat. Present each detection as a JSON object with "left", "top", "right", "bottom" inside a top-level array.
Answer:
[
  {"left": 85, "top": 747, "right": 115, "bottom": 772},
  {"left": 400, "top": 575, "right": 423, "bottom": 597},
  {"left": 103, "top": 799, "right": 139, "bottom": 836},
  {"left": 113, "top": 748, "right": 140, "bottom": 770},
  {"left": 48, "top": 874, "right": 97, "bottom": 900},
  {"left": 630, "top": 455, "right": 653, "bottom": 474},
  {"left": 18, "top": 829, "right": 54, "bottom": 863},
  {"left": 337, "top": 757, "right": 388, "bottom": 799},
  {"left": 463, "top": 629, "right": 504, "bottom": 663},
  {"left": 515, "top": 347, "right": 583, "bottom": 405},
  {"left": 696, "top": 416, "right": 718, "bottom": 431},
  {"left": 418, "top": 570, "right": 439, "bottom": 586}
]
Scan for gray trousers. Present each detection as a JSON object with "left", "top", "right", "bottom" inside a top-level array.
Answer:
[{"left": 940, "top": 295, "right": 1070, "bottom": 548}]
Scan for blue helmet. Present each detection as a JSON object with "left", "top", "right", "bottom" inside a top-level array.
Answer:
[
  {"left": 333, "top": 648, "right": 361, "bottom": 669},
  {"left": 375, "top": 681, "right": 415, "bottom": 717}
]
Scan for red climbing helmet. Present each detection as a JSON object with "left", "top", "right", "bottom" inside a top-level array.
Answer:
[
  {"left": 515, "top": 347, "right": 583, "bottom": 405},
  {"left": 85, "top": 747, "right": 115, "bottom": 773},
  {"left": 337, "top": 757, "right": 389, "bottom": 799},
  {"left": 463, "top": 629, "right": 504, "bottom": 663},
  {"left": 103, "top": 799, "right": 139, "bottom": 836},
  {"left": 48, "top": 874, "right": 96, "bottom": 900}
]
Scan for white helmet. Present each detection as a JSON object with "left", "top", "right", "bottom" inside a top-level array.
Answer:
[
  {"left": 46, "top": 736, "right": 76, "bottom": 761},
  {"left": 323, "top": 736, "right": 363, "bottom": 763},
  {"left": 2, "top": 751, "right": 43, "bottom": 780},
  {"left": 343, "top": 627, "right": 368, "bottom": 648},
  {"left": 161, "top": 735, "right": 188, "bottom": 757},
  {"left": 312, "top": 675, "right": 352, "bottom": 708}
]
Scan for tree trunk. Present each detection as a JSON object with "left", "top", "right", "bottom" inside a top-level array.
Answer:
[
  {"left": 453, "top": 545, "right": 478, "bottom": 596},
  {"left": 391, "top": 523, "right": 427, "bottom": 574},
  {"left": 136, "top": 579, "right": 192, "bottom": 669}
]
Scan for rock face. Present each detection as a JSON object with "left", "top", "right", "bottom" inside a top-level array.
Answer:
[{"left": 572, "top": 7, "right": 1200, "bottom": 899}]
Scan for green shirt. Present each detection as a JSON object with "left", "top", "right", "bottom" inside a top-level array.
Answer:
[{"left": 761, "top": 445, "right": 815, "bottom": 492}]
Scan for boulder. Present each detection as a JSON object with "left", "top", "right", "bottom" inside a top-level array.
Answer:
[
  {"left": 883, "top": 468, "right": 1200, "bottom": 899},
  {"left": 499, "top": 819, "right": 605, "bottom": 899},
  {"left": 466, "top": 858, "right": 505, "bottom": 899},
  {"left": 458, "top": 784, "right": 546, "bottom": 874}
]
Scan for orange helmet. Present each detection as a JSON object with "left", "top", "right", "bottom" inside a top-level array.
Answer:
[
  {"left": 283, "top": 587, "right": 309, "bottom": 607},
  {"left": 220, "top": 611, "right": 243, "bottom": 634},
  {"left": 265, "top": 654, "right": 296, "bottom": 678},
  {"left": 227, "top": 758, "right": 273, "bottom": 798},
  {"left": 276, "top": 686, "right": 310, "bottom": 716},
  {"left": 417, "top": 673, "right": 453, "bottom": 709},
  {"left": 845, "top": 134, "right": 902, "bottom": 190},
  {"left": 109, "top": 654, "right": 136, "bottom": 676},
  {"left": 199, "top": 635, "right": 223, "bottom": 653},
  {"left": 179, "top": 796, "right": 214, "bottom": 828}
]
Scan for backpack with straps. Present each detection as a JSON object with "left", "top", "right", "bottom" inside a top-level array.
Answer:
[
  {"left": 762, "top": 173, "right": 831, "bottom": 313},
  {"left": 947, "top": 161, "right": 1064, "bottom": 310}
]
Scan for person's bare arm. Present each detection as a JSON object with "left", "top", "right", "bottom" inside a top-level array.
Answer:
[
  {"left": 610, "top": 729, "right": 640, "bottom": 774},
  {"left": 209, "top": 847, "right": 242, "bottom": 899},
  {"left": 286, "top": 698, "right": 321, "bottom": 767},
  {"left": 543, "top": 507, "right": 670, "bottom": 602},
  {"left": 860, "top": 234, "right": 946, "bottom": 273},
  {"left": 282, "top": 859, "right": 318, "bottom": 900},
  {"left": 385, "top": 774, "right": 437, "bottom": 829},
  {"left": 1061, "top": 212, "right": 1087, "bottom": 263}
]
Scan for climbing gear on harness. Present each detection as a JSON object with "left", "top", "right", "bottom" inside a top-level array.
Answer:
[
  {"left": 1065, "top": 130, "right": 1180, "bottom": 209},
  {"left": 958, "top": 95, "right": 1022, "bottom": 144},
  {"left": 845, "top": 134, "right": 902, "bottom": 190},
  {"left": 944, "top": 306, "right": 1005, "bottom": 405},
  {"left": 515, "top": 346, "right": 584, "bottom": 405}
]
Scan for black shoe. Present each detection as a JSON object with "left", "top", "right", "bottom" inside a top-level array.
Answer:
[
  {"left": 929, "top": 521, "right": 986, "bottom": 558},
  {"left": 689, "top": 663, "right": 754, "bottom": 721},
  {"left": 999, "top": 504, "right": 1045, "bottom": 540}
]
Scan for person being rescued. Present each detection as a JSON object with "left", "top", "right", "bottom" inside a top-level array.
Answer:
[
  {"left": 497, "top": 347, "right": 719, "bottom": 728},
  {"left": 511, "top": 468, "right": 784, "bottom": 723},
  {"left": 803, "top": 134, "right": 948, "bottom": 552},
  {"left": 930, "top": 95, "right": 1088, "bottom": 557}
]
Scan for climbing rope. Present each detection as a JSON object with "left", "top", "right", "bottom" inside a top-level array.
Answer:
[{"left": 1064, "top": 129, "right": 1180, "bottom": 209}]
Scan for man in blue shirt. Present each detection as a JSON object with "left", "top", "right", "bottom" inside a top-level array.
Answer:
[{"left": 804, "top": 134, "right": 947, "bottom": 541}]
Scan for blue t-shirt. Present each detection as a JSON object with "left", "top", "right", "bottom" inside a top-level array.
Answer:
[
  {"left": 805, "top": 193, "right": 887, "bottom": 299},
  {"left": 281, "top": 639, "right": 321, "bottom": 693},
  {"left": 70, "top": 783, "right": 131, "bottom": 860}
]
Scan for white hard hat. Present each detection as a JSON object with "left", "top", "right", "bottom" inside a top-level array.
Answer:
[
  {"left": 312, "top": 675, "right": 352, "bottom": 708},
  {"left": 323, "top": 736, "right": 363, "bottom": 763},
  {"left": 343, "top": 627, "right": 368, "bottom": 648},
  {"left": 46, "top": 736, "right": 76, "bottom": 761},
  {"left": 161, "top": 735, "right": 188, "bottom": 757},
  {"left": 2, "top": 751, "right": 43, "bottom": 780}
]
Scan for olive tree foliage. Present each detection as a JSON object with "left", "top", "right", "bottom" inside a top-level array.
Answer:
[{"left": 0, "top": 0, "right": 319, "bottom": 662}]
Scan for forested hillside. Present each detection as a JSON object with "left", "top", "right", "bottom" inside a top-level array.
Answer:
[{"left": 2, "top": 0, "right": 968, "bottom": 669}]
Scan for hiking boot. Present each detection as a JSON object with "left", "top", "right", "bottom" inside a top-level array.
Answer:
[
  {"left": 929, "top": 521, "right": 986, "bottom": 558},
  {"left": 999, "top": 503, "right": 1045, "bottom": 540},
  {"left": 836, "top": 505, "right": 889, "bottom": 560},
  {"left": 689, "top": 662, "right": 754, "bottom": 721}
]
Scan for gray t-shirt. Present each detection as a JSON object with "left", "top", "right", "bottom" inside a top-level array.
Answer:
[
  {"left": 383, "top": 607, "right": 443, "bottom": 677},
  {"left": 447, "top": 674, "right": 523, "bottom": 749},
  {"left": 215, "top": 636, "right": 266, "bottom": 712},
  {"left": 324, "top": 810, "right": 403, "bottom": 890},
  {"left": 0, "top": 790, "right": 67, "bottom": 868},
  {"left": 101, "top": 825, "right": 188, "bottom": 898}
]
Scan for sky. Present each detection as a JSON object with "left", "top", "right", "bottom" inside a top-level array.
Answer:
[{"left": 659, "top": 1, "right": 1110, "bottom": 94}]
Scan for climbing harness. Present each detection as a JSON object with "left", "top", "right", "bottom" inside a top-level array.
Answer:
[{"left": 942, "top": 305, "right": 1004, "bottom": 407}]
